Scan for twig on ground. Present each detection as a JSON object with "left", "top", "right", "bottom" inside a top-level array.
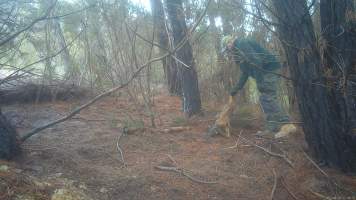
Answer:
[
  {"left": 155, "top": 165, "right": 218, "bottom": 184},
  {"left": 303, "top": 151, "right": 355, "bottom": 195},
  {"left": 281, "top": 177, "right": 299, "bottom": 200},
  {"left": 116, "top": 132, "right": 126, "bottom": 166},
  {"left": 72, "top": 117, "right": 107, "bottom": 122},
  {"left": 166, "top": 154, "right": 178, "bottom": 166},
  {"left": 224, "top": 130, "right": 243, "bottom": 150},
  {"left": 240, "top": 135, "right": 294, "bottom": 167},
  {"left": 181, "top": 169, "right": 218, "bottom": 184},
  {"left": 155, "top": 155, "right": 218, "bottom": 184},
  {"left": 270, "top": 169, "right": 277, "bottom": 200},
  {"left": 302, "top": 151, "right": 329, "bottom": 177},
  {"left": 309, "top": 189, "right": 330, "bottom": 199},
  {"left": 162, "top": 126, "right": 191, "bottom": 133}
]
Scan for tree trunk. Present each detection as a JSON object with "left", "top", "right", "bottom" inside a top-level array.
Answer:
[
  {"left": 54, "top": 19, "right": 76, "bottom": 82},
  {"left": 166, "top": 0, "right": 202, "bottom": 116},
  {"left": 271, "top": 0, "right": 356, "bottom": 172},
  {"left": 319, "top": 0, "right": 356, "bottom": 135},
  {"left": 0, "top": 109, "right": 19, "bottom": 159},
  {"left": 150, "top": 0, "right": 182, "bottom": 95}
]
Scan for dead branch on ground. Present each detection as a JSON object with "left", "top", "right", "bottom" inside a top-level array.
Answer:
[
  {"left": 302, "top": 151, "right": 354, "bottom": 195},
  {"left": 155, "top": 155, "right": 218, "bottom": 184},
  {"left": 280, "top": 177, "right": 299, "bottom": 200},
  {"left": 116, "top": 131, "right": 126, "bottom": 166},
  {"left": 302, "top": 151, "right": 329, "bottom": 177},
  {"left": 223, "top": 130, "right": 243, "bottom": 150},
  {"left": 239, "top": 134, "right": 294, "bottom": 167},
  {"left": 309, "top": 189, "right": 330, "bottom": 199},
  {"left": 270, "top": 169, "right": 277, "bottom": 200},
  {"left": 162, "top": 126, "right": 191, "bottom": 133}
]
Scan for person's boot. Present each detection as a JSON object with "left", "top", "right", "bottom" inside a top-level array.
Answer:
[
  {"left": 255, "top": 130, "right": 275, "bottom": 139},
  {"left": 275, "top": 124, "right": 297, "bottom": 138}
]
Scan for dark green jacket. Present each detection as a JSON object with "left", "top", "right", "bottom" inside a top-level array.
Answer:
[{"left": 230, "top": 39, "right": 281, "bottom": 95}]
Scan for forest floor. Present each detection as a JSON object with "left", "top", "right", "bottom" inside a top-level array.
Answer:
[{"left": 1, "top": 92, "right": 356, "bottom": 200}]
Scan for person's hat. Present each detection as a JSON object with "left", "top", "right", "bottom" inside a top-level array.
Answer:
[{"left": 221, "top": 35, "right": 235, "bottom": 54}]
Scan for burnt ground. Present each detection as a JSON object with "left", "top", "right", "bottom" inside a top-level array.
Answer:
[{"left": 1, "top": 93, "right": 356, "bottom": 200}]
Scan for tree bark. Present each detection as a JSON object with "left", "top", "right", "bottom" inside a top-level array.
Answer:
[
  {"left": 319, "top": 0, "right": 356, "bottom": 134},
  {"left": 166, "top": 0, "right": 202, "bottom": 116},
  {"left": 0, "top": 109, "right": 19, "bottom": 159},
  {"left": 150, "top": 0, "right": 182, "bottom": 95},
  {"left": 271, "top": 0, "right": 356, "bottom": 172}
]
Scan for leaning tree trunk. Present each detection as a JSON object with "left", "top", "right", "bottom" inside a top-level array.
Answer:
[
  {"left": 150, "top": 0, "right": 182, "bottom": 95},
  {"left": 0, "top": 109, "right": 19, "bottom": 159},
  {"left": 166, "top": 0, "right": 202, "bottom": 116},
  {"left": 271, "top": 0, "right": 356, "bottom": 172}
]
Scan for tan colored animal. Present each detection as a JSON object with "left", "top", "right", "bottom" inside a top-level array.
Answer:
[
  {"left": 208, "top": 96, "right": 236, "bottom": 137},
  {"left": 275, "top": 124, "right": 297, "bottom": 138}
]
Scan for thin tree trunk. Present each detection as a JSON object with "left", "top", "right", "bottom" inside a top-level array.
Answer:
[
  {"left": 54, "top": 19, "right": 75, "bottom": 82},
  {"left": 271, "top": 0, "right": 356, "bottom": 172},
  {"left": 166, "top": 0, "right": 202, "bottom": 116}
]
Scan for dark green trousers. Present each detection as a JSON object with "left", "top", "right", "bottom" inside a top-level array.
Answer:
[{"left": 256, "top": 71, "right": 289, "bottom": 132}]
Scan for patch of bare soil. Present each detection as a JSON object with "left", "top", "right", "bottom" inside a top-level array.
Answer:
[{"left": 1, "top": 94, "right": 356, "bottom": 200}]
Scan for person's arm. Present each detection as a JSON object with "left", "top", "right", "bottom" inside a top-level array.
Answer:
[{"left": 230, "top": 69, "right": 249, "bottom": 96}]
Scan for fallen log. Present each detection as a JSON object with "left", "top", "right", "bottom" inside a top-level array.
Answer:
[{"left": 0, "top": 83, "right": 89, "bottom": 105}]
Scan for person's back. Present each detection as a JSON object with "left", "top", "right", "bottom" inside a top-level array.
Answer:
[{"left": 232, "top": 38, "right": 281, "bottom": 81}]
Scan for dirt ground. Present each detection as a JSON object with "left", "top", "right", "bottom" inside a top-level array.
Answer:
[{"left": 1, "top": 93, "right": 356, "bottom": 200}]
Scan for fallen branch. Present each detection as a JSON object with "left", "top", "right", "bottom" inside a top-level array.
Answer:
[
  {"left": 303, "top": 151, "right": 356, "bottom": 195},
  {"left": 155, "top": 155, "right": 217, "bottom": 184},
  {"left": 116, "top": 131, "right": 126, "bottom": 166},
  {"left": 302, "top": 151, "right": 329, "bottom": 178},
  {"left": 281, "top": 177, "right": 299, "bottom": 200},
  {"left": 162, "top": 126, "right": 191, "bottom": 133},
  {"left": 309, "top": 189, "right": 330, "bottom": 199},
  {"left": 154, "top": 165, "right": 218, "bottom": 184},
  {"left": 223, "top": 130, "right": 243, "bottom": 150},
  {"left": 240, "top": 135, "right": 294, "bottom": 167},
  {"left": 270, "top": 169, "right": 277, "bottom": 200}
]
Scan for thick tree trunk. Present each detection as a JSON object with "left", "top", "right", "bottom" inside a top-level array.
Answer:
[
  {"left": 166, "top": 0, "right": 202, "bottom": 116},
  {"left": 271, "top": 0, "right": 356, "bottom": 172},
  {"left": 0, "top": 109, "right": 19, "bottom": 159},
  {"left": 320, "top": 0, "right": 356, "bottom": 134},
  {"left": 150, "top": 0, "right": 182, "bottom": 95}
]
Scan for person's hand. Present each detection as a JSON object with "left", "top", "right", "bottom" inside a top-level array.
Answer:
[
  {"left": 230, "top": 90, "right": 237, "bottom": 97},
  {"left": 228, "top": 95, "right": 236, "bottom": 107}
]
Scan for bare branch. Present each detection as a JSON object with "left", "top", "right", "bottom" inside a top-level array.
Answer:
[
  {"left": 0, "top": 28, "right": 84, "bottom": 86},
  {"left": 0, "top": 1, "right": 57, "bottom": 47}
]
